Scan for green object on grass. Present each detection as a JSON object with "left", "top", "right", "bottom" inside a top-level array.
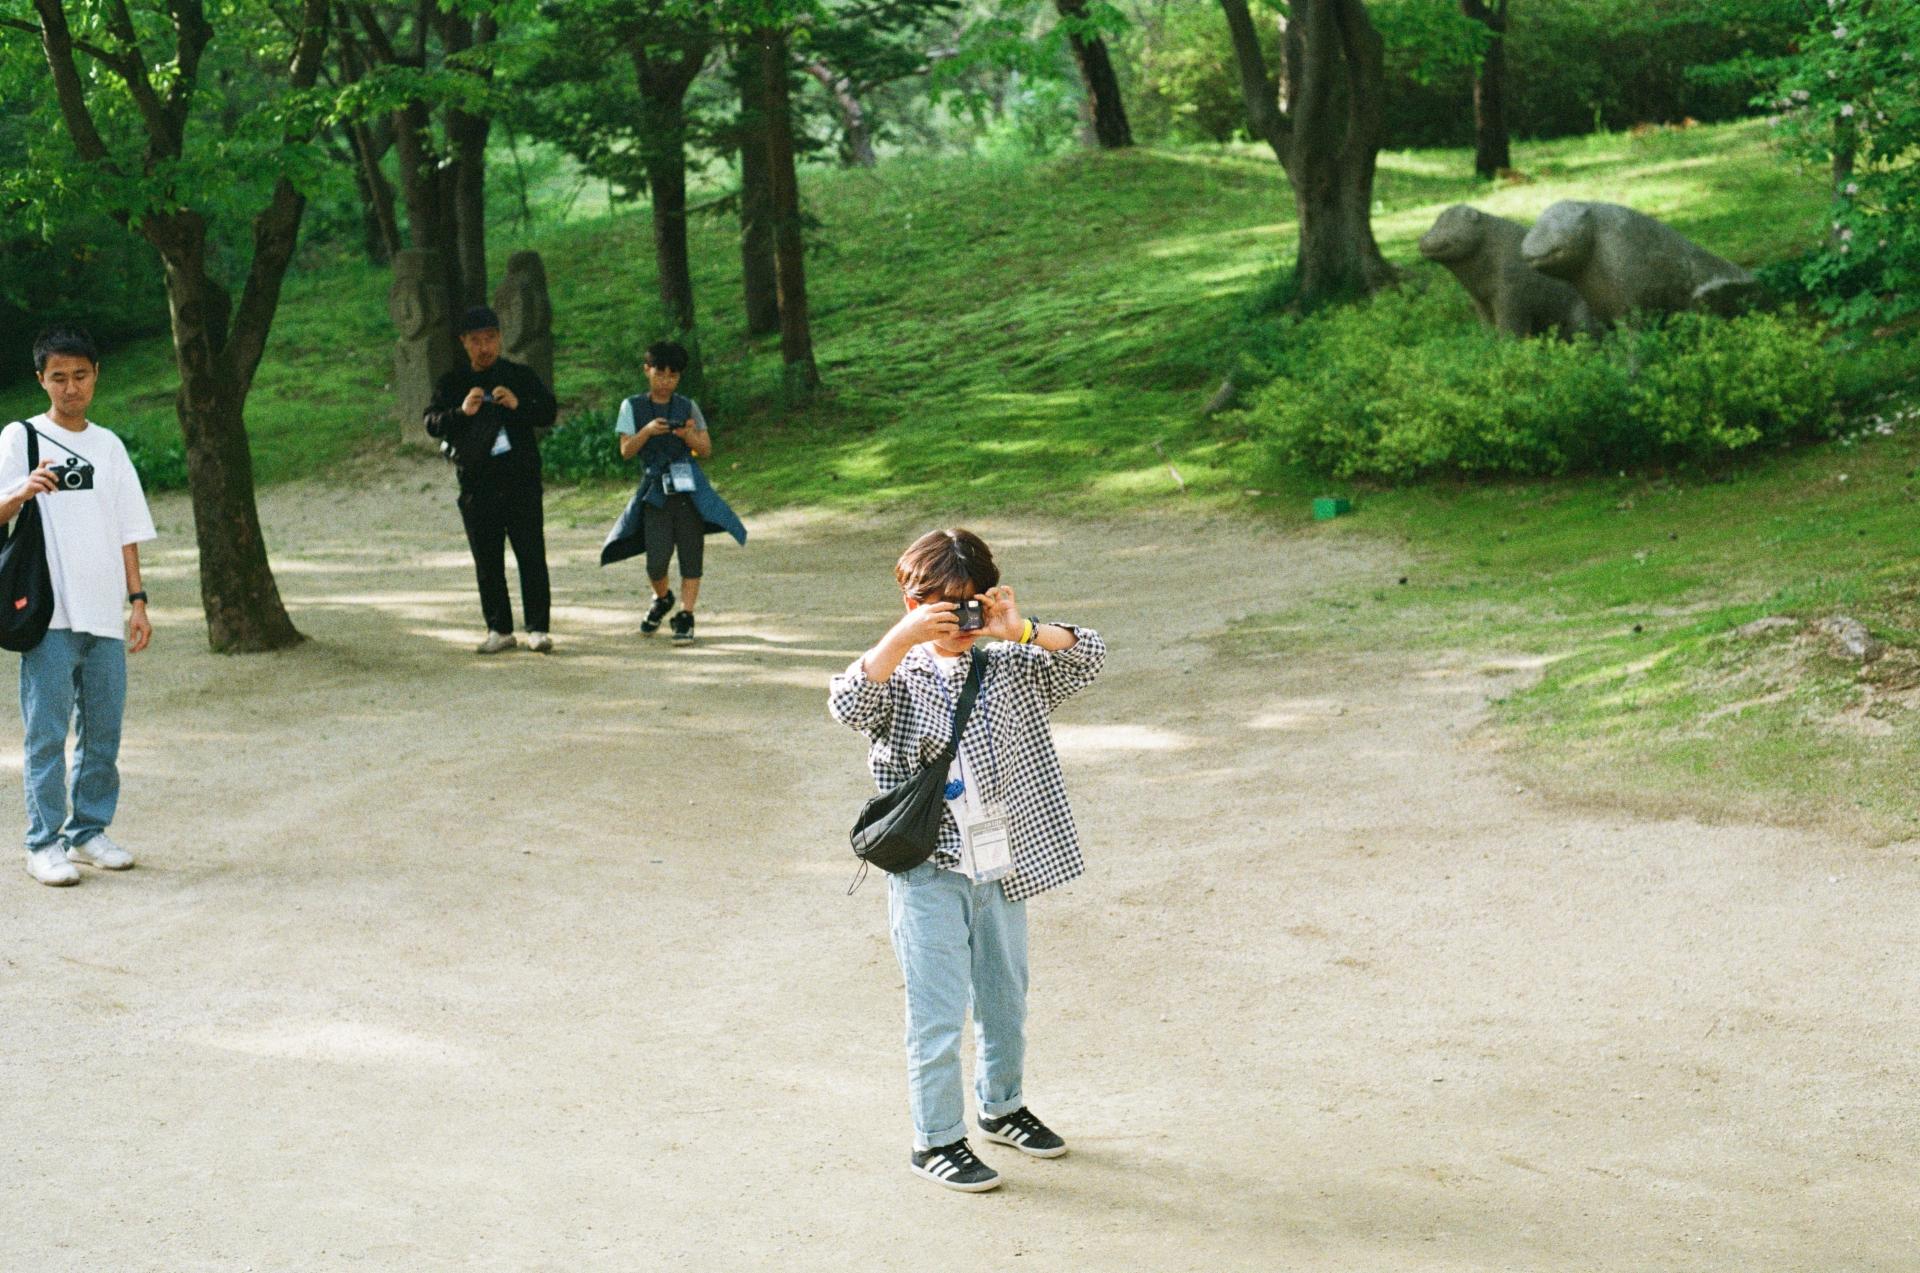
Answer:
[{"left": 1312, "top": 496, "right": 1352, "bottom": 520}]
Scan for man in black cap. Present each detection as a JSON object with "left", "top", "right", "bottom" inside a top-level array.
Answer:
[{"left": 424, "top": 305, "right": 559, "bottom": 653}]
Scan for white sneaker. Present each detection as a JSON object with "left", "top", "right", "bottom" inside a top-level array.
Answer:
[
  {"left": 67, "top": 834, "right": 134, "bottom": 870},
  {"left": 476, "top": 631, "right": 517, "bottom": 654},
  {"left": 525, "top": 631, "right": 553, "bottom": 653},
  {"left": 25, "top": 846, "right": 79, "bottom": 887}
]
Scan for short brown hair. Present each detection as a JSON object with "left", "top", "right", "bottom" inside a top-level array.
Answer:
[{"left": 895, "top": 528, "right": 1000, "bottom": 601}]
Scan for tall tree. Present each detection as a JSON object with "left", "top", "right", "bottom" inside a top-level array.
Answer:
[
  {"left": 1054, "top": 0, "right": 1131, "bottom": 148},
  {"left": 1220, "top": 0, "right": 1392, "bottom": 307},
  {"left": 1458, "top": 0, "right": 1508, "bottom": 179},
  {"left": 626, "top": 9, "right": 714, "bottom": 339},
  {"left": 755, "top": 24, "right": 819, "bottom": 393},
  {"left": 732, "top": 48, "right": 782, "bottom": 335},
  {"left": 338, "top": 1, "right": 499, "bottom": 307},
  {"left": 8, "top": 0, "right": 325, "bottom": 651}
]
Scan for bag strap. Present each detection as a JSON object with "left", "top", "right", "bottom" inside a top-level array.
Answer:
[{"left": 940, "top": 647, "right": 986, "bottom": 760}]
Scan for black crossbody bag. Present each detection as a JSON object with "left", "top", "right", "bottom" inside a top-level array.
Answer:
[
  {"left": 848, "top": 647, "right": 985, "bottom": 893},
  {"left": 0, "top": 423, "right": 55, "bottom": 654}
]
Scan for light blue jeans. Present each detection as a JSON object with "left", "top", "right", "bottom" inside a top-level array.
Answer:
[
  {"left": 887, "top": 860, "right": 1030, "bottom": 1150},
  {"left": 19, "top": 629, "right": 126, "bottom": 852}
]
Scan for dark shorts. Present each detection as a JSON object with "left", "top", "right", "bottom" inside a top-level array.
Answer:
[{"left": 644, "top": 494, "right": 704, "bottom": 580}]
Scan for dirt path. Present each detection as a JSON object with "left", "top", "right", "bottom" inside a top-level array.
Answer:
[{"left": 4, "top": 469, "right": 1915, "bottom": 1271}]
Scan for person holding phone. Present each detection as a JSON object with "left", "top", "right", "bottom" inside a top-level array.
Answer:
[{"left": 601, "top": 340, "right": 745, "bottom": 645}]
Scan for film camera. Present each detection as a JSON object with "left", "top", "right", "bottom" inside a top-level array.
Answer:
[
  {"left": 954, "top": 598, "right": 985, "bottom": 632},
  {"left": 50, "top": 455, "right": 94, "bottom": 491}
]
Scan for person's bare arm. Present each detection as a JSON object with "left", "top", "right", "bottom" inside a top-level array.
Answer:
[{"left": 123, "top": 543, "right": 151, "bottom": 653}]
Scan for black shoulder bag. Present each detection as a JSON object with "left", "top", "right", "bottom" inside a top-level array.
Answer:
[
  {"left": 848, "top": 648, "right": 985, "bottom": 893},
  {"left": 0, "top": 423, "right": 55, "bottom": 654}
]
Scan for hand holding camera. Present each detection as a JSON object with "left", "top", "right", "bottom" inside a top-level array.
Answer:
[
  {"left": 894, "top": 599, "right": 960, "bottom": 647},
  {"left": 978, "top": 585, "right": 1023, "bottom": 641},
  {"left": 49, "top": 455, "right": 94, "bottom": 491},
  {"left": 489, "top": 386, "right": 519, "bottom": 411},
  {"left": 461, "top": 387, "right": 487, "bottom": 416}
]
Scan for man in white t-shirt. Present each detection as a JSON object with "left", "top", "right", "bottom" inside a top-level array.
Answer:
[{"left": 0, "top": 327, "right": 157, "bottom": 887}]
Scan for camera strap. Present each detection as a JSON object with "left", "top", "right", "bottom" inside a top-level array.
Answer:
[{"left": 29, "top": 426, "right": 86, "bottom": 463}]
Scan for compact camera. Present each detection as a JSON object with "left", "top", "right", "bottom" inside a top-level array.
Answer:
[
  {"left": 50, "top": 456, "right": 94, "bottom": 491},
  {"left": 954, "top": 598, "right": 985, "bottom": 632}
]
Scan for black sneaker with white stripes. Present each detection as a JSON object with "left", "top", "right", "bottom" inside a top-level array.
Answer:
[
  {"left": 978, "top": 1108, "right": 1067, "bottom": 1158},
  {"left": 910, "top": 1138, "right": 1001, "bottom": 1192},
  {"left": 640, "top": 589, "right": 675, "bottom": 635}
]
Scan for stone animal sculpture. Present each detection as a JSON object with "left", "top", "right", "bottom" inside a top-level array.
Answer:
[
  {"left": 1418, "top": 205, "right": 1598, "bottom": 340},
  {"left": 1519, "top": 200, "right": 1758, "bottom": 324}
]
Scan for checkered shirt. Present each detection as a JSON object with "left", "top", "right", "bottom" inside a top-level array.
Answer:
[{"left": 829, "top": 625, "right": 1107, "bottom": 902}]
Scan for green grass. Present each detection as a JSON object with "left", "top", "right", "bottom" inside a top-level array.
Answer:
[{"left": 11, "top": 117, "right": 1913, "bottom": 835}]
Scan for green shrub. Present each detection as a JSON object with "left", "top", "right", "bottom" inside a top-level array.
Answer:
[
  {"left": 122, "top": 433, "right": 188, "bottom": 492},
  {"left": 541, "top": 407, "right": 632, "bottom": 483},
  {"left": 1237, "top": 282, "right": 1840, "bottom": 482}
]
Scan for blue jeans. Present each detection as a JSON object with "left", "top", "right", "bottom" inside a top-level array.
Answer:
[
  {"left": 19, "top": 629, "right": 126, "bottom": 852},
  {"left": 887, "top": 860, "right": 1030, "bottom": 1150}
]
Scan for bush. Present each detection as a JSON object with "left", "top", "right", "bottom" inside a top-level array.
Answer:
[
  {"left": 1235, "top": 280, "right": 1841, "bottom": 482},
  {"left": 122, "top": 432, "right": 189, "bottom": 492},
  {"left": 540, "top": 407, "right": 631, "bottom": 483}
]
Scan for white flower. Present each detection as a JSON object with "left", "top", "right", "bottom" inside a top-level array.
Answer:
[
  {"left": 1840, "top": 103, "right": 1855, "bottom": 116},
  {"left": 1840, "top": 227, "right": 1854, "bottom": 241},
  {"left": 1846, "top": 181, "right": 1859, "bottom": 195},
  {"left": 1833, "top": 24, "right": 1848, "bottom": 37},
  {"left": 1794, "top": 89, "right": 1811, "bottom": 102}
]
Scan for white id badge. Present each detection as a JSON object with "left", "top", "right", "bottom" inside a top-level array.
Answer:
[
  {"left": 668, "top": 460, "right": 695, "bottom": 493},
  {"left": 490, "top": 426, "right": 511, "bottom": 456},
  {"left": 964, "top": 804, "right": 1013, "bottom": 882}
]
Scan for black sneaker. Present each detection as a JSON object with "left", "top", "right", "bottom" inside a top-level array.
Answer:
[
  {"left": 978, "top": 1108, "right": 1067, "bottom": 1158},
  {"left": 670, "top": 611, "right": 695, "bottom": 644},
  {"left": 640, "top": 590, "right": 675, "bottom": 635},
  {"left": 910, "top": 1139, "right": 1001, "bottom": 1193}
]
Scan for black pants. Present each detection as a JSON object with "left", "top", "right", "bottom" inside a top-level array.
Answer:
[
  {"left": 643, "top": 493, "right": 705, "bottom": 581},
  {"left": 458, "top": 471, "right": 550, "bottom": 634}
]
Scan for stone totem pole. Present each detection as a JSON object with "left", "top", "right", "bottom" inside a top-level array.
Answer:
[
  {"left": 388, "top": 249, "right": 458, "bottom": 447},
  {"left": 493, "top": 250, "right": 554, "bottom": 394}
]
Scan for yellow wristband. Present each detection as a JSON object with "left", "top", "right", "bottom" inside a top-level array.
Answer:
[{"left": 1019, "top": 619, "right": 1036, "bottom": 645}]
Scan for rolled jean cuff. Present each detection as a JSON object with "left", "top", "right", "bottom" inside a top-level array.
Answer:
[
  {"left": 979, "top": 1091, "right": 1026, "bottom": 1121},
  {"left": 917, "top": 1117, "right": 969, "bottom": 1153}
]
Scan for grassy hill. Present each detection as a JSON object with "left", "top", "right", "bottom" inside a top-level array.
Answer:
[{"left": 8, "top": 118, "right": 1918, "bottom": 837}]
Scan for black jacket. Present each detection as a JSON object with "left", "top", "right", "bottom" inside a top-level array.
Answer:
[{"left": 423, "top": 358, "right": 557, "bottom": 479}]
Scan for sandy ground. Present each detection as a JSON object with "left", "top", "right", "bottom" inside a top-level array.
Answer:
[{"left": 3, "top": 468, "right": 1917, "bottom": 1272}]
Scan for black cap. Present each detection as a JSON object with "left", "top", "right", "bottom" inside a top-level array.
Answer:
[{"left": 457, "top": 305, "right": 501, "bottom": 335}]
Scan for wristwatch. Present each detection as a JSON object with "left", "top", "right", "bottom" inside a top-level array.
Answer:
[{"left": 128, "top": 591, "right": 148, "bottom": 604}]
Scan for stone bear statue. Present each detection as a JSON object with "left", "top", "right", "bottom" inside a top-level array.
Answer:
[
  {"left": 1519, "top": 200, "right": 1758, "bottom": 324},
  {"left": 1418, "top": 204, "right": 1599, "bottom": 340}
]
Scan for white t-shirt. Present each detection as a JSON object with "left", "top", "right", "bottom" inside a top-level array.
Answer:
[{"left": 0, "top": 416, "right": 157, "bottom": 640}]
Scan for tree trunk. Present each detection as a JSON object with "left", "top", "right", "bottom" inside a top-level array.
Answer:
[
  {"left": 802, "top": 61, "right": 877, "bottom": 166},
  {"left": 759, "top": 30, "right": 819, "bottom": 394},
  {"left": 1462, "top": 0, "right": 1510, "bottom": 180},
  {"left": 447, "top": 105, "right": 490, "bottom": 306},
  {"left": 1054, "top": 0, "right": 1133, "bottom": 149},
  {"left": 735, "top": 52, "right": 782, "bottom": 337},
  {"left": 1221, "top": 0, "right": 1392, "bottom": 308},
  {"left": 147, "top": 217, "right": 302, "bottom": 652},
  {"left": 346, "top": 120, "right": 401, "bottom": 263},
  {"left": 632, "top": 37, "right": 711, "bottom": 340}
]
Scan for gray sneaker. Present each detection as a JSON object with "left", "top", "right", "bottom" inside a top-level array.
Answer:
[
  {"left": 67, "top": 834, "right": 134, "bottom": 870},
  {"left": 476, "top": 631, "right": 517, "bottom": 654},
  {"left": 25, "top": 846, "right": 79, "bottom": 886}
]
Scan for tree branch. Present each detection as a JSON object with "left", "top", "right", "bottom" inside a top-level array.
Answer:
[
  {"left": 1219, "top": 0, "right": 1289, "bottom": 153},
  {"left": 227, "top": 0, "right": 331, "bottom": 395},
  {"left": 28, "top": 0, "right": 115, "bottom": 164},
  {"left": 104, "top": 0, "right": 180, "bottom": 156}
]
